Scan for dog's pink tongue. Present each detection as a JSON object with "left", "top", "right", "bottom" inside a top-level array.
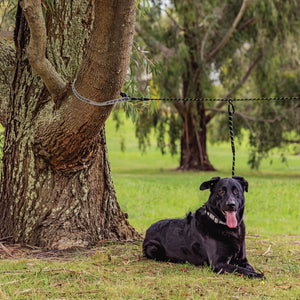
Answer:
[{"left": 225, "top": 211, "right": 237, "bottom": 228}]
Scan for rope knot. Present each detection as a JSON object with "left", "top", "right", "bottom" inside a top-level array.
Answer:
[{"left": 228, "top": 99, "right": 235, "bottom": 115}]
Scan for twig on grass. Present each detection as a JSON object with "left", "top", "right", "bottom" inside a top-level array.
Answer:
[
  {"left": 0, "top": 242, "right": 14, "bottom": 258},
  {"left": 18, "top": 288, "right": 32, "bottom": 294},
  {"left": 121, "top": 258, "right": 143, "bottom": 265},
  {"left": 0, "top": 270, "right": 31, "bottom": 274},
  {"left": 50, "top": 289, "right": 104, "bottom": 296},
  {"left": 0, "top": 278, "right": 27, "bottom": 287},
  {"left": 0, "top": 236, "right": 13, "bottom": 242},
  {"left": 1, "top": 267, "right": 99, "bottom": 280},
  {"left": 262, "top": 245, "right": 272, "bottom": 256},
  {"left": 0, "top": 280, "right": 19, "bottom": 286},
  {"left": 23, "top": 243, "right": 41, "bottom": 250}
]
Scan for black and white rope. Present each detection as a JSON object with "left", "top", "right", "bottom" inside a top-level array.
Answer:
[
  {"left": 130, "top": 96, "right": 300, "bottom": 102},
  {"left": 228, "top": 100, "right": 236, "bottom": 177}
]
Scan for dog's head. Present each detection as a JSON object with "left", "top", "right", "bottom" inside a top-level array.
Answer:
[{"left": 200, "top": 176, "right": 248, "bottom": 228}]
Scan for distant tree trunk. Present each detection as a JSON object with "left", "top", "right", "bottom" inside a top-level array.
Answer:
[
  {"left": 174, "top": 24, "right": 215, "bottom": 171},
  {"left": 0, "top": 0, "right": 139, "bottom": 249},
  {"left": 175, "top": 102, "right": 215, "bottom": 171}
]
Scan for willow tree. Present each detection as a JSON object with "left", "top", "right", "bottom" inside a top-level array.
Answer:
[
  {"left": 135, "top": 0, "right": 299, "bottom": 171},
  {"left": 0, "top": 0, "right": 139, "bottom": 249}
]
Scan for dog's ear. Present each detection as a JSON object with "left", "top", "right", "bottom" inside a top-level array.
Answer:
[
  {"left": 200, "top": 177, "right": 221, "bottom": 191},
  {"left": 232, "top": 176, "right": 248, "bottom": 192}
]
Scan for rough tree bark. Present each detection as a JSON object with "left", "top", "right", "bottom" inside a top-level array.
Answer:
[
  {"left": 0, "top": 41, "right": 14, "bottom": 127},
  {"left": 0, "top": 0, "right": 139, "bottom": 249}
]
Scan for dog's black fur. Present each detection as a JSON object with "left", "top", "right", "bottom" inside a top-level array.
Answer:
[{"left": 143, "top": 176, "right": 264, "bottom": 278}]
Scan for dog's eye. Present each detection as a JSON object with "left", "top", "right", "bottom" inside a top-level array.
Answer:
[
  {"left": 219, "top": 190, "right": 225, "bottom": 195},
  {"left": 233, "top": 189, "right": 239, "bottom": 195}
]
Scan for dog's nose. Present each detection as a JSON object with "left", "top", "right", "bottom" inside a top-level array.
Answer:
[
  {"left": 226, "top": 203, "right": 235, "bottom": 209},
  {"left": 226, "top": 198, "right": 236, "bottom": 210}
]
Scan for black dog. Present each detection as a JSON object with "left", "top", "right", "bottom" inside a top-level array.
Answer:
[{"left": 143, "top": 176, "right": 264, "bottom": 278}]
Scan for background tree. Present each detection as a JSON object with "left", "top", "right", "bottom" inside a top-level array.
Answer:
[
  {"left": 0, "top": 0, "right": 139, "bottom": 249},
  {"left": 208, "top": 1, "right": 300, "bottom": 168},
  {"left": 0, "top": 0, "right": 16, "bottom": 39},
  {"left": 134, "top": 0, "right": 300, "bottom": 171}
]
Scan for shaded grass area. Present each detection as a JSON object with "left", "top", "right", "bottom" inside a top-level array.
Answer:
[
  {"left": 0, "top": 113, "right": 299, "bottom": 299},
  {"left": 0, "top": 236, "right": 299, "bottom": 299}
]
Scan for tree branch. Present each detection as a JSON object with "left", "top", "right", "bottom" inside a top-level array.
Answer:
[
  {"left": 206, "top": 54, "right": 262, "bottom": 124},
  {"left": 283, "top": 139, "right": 300, "bottom": 144},
  {"left": 0, "top": 40, "right": 15, "bottom": 127},
  {"left": 238, "top": 17, "right": 256, "bottom": 32},
  {"left": 162, "top": 8, "right": 184, "bottom": 32},
  {"left": 201, "top": 31, "right": 209, "bottom": 62},
  {"left": 22, "top": 0, "right": 66, "bottom": 101},
  {"left": 206, "top": 102, "right": 300, "bottom": 139},
  {"left": 206, "top": 0, "right": 251, "bottom": 61},
  {"left": 135, "top": 24, "right": 177, "bottom": 59},
  {"left": 206, "top": 107, "right": 278, "bottom": 123},
  {"left": 34, "top": 0, "right": 137, "bottom": 171},
  {"left": 0, "top": 31, "right": 14, "bottom": 41},
  {"left": 74, "top": 0, "right": 137, "bottom": 112},
  {"left": 205, "top": 107, "right": 262, "bottom": 146}
]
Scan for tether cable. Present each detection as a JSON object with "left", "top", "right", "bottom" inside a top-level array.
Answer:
[
  {"left": 71, "top": 80, "right": 300, "bottom": 177},
  {"left": 72, "top": 81, "right": 131, "bottom": 107},
  {"left": 228, "top": 100, "right": 236, "bottom": 177},
  {"left": 130, "top": 96, "right": 300, "bottom": 102},
  {"left": 72, "top": 80, "right": 300, "bottom": 105}
]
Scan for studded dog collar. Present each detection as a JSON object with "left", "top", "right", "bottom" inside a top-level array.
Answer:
[{"left": 204, "top": 208, "right": 227, "bottom": 226}]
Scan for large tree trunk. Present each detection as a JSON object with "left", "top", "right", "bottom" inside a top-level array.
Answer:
[
  {"left": 0, "top": 124, "right": 137, "bottom": 249},
  {"left": 0, "top": 0, "right": 139, "bottom": 249}
]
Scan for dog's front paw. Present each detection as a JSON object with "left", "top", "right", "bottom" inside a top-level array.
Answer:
[
  {"left": 256, "top": 272, "right": 265, "bottom": 279},
  {"left": 249, "top": 272, "right": 265, "bottom": 279}
]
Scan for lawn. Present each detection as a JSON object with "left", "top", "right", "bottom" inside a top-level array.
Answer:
[
  {"left": 106, "top": 113, "right": 300, "bottom": 236},
  {"left": 0, "top": 112, "right": 299, "bottom": 299}
]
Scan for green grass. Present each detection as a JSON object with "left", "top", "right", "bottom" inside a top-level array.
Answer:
[
  {"left": 0, "top": 237, "right": 299, "bottom": 299},
  {"left": 106, "top": 113, "right": 300, "bottom": 236},
  {"left": 0, "top": 112, "right": 299, "bottom": 299}
]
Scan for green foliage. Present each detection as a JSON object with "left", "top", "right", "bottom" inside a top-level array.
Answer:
[
  {"left": 134, "top": 106, "right": 181, "bottom": 155},
  {"left": 0, "top": 0, "right": 17, "bottom": 29},
  {"left": 42, "top": 0, "right": 54, "bottom": 16},
  {"left": 136, "top": 0, "right": 150, "bottom": 10},
  {"left": 132, "top": 0, "right": 300, "bottom": 169},
  {"left": 249, "top": 0, "right": 300, "bottom": 40},
  {"left": 123, "top": 43, "right": 162, "bottom": 100}
]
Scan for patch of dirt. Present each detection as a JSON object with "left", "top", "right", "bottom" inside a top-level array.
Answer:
[{"left": 0, "top": 239, "right": 143, "bottom": 260}]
